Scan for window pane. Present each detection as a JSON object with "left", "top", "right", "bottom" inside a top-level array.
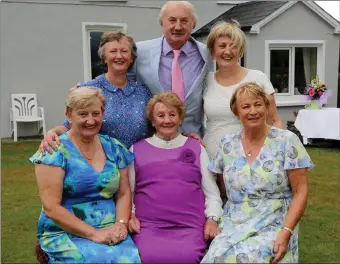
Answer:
[
  {"left": 294, "top": 47, "right": 317, "bottom": 95},
  {"left": 90, "top": 31, "right": 106, "bottom": 79},
  {"left": 270, "top": 50, "right": 289, "bottom": 94},
  {"left": 240, "top": 55, "right": 245, "bottom": 67}
]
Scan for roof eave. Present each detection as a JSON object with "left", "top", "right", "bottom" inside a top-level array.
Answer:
[
  {"left": 251, "top": 1, "right": 340, "bottom": 35},
  {"left": 193, "top": 25, "right": 251, "bottom": 38}
]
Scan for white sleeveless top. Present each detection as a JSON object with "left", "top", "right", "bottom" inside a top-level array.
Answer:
[{"left": 203, "top": 69, "right": 275, "bottom": 159}]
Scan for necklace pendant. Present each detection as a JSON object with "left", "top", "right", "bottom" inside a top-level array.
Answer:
[{"left": 247, "top": 152, "right": 252, "bottom": 157}]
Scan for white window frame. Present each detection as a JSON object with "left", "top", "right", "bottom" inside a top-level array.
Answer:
[
  {"left": 265, "top": 40, "right": 325, "bottom": 107},
  {"left": 82, "top": 22, "right": 127, "bottom": 81}
]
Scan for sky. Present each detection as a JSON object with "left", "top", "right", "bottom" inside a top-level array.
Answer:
[{"left": 315, "top": 1, "right": 340, "bottom": 21}]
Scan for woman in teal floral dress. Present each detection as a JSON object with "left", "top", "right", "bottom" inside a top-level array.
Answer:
[
  {"left": 202, "top": 82, "right": 313, "bottom": 264},
  {"left": 30, "top": 87, "right": 141, "bottom": 263}
]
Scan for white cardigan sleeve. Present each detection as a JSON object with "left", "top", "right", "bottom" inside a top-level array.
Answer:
[
  {"left": 200, "top": 145, "right": 224, "bottom": 218},
  {"left": 128, "top": 145, "right": 136, "bottom": 214}
]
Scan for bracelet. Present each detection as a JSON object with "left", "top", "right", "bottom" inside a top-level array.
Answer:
[
  {"left": 282, "top": 226, "right": 294, "bottom": 235},
  {"left": 207, "top": 216, "right": 220, "bottom": 224},
  {"left": 117, "top": 219, "right": 128, "bottom": 227}
]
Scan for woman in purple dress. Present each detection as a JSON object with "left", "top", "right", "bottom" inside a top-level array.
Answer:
[{"left": 127, "top": 92, "right": 223, "bottom": 263}]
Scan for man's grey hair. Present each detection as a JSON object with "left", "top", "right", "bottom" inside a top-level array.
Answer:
[{"left": 158, "top": 1, "right": 197, "bottom": 27}]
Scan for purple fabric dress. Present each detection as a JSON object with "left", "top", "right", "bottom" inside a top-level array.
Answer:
[{"left": 132, "top": 137, "right": 207, "bottom": 263}]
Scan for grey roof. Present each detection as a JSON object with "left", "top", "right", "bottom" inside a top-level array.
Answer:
[{"left": 192, "top": 1, "right": 288, "bottom": 37}]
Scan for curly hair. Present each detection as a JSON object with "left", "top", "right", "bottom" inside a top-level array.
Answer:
[
  {"left": 97, "top": 30, "right": 137, "bottom": 70},
  {"left": 146, "top": 92, "right": 186, "bottom": 122}
]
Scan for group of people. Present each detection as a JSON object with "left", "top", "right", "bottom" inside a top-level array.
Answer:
[{"left": 30, "top": 1, "right": 313, "bottom": 263}]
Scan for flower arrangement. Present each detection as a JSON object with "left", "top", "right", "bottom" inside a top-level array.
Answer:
[
  {"left": 303, "top": 76, "right": 331, "bottom": 109},
  {"left": 304, "top": 76, "right": 327, "bottom": 100}
]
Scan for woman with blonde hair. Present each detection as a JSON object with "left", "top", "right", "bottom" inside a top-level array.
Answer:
[
  {"left": 202, "top": 82, "right": 312, "bottom": 263},
  {"left": 203, "top": 21, "right": 283, "bottom": 159},
  {"left": 128, "top": 92, "right": 223, "bottom": 263},
  {"left": 30, "top": 87, "right": 140, "bottom": 263}
]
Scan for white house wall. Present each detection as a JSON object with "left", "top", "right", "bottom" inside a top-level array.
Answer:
[
  {"left": 0, "top": 0, "right": 233, "bottom": 138},
  {"left": 0, "top": 2, "right": 160, "bottom": 138},
  {"left": 245, "top": 1, "right": 339, "bottom": 127}
]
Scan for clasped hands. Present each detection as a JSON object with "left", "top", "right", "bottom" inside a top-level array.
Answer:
[{"left": 91, "top": 222, "right": 128, "bottom": 246}]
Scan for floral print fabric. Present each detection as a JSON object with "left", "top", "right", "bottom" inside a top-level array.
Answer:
[
  {"left": 29, "top": 133, "right": 141, "bottom": 263},
  {"left": 202, "top": 127, "right": 313, "bottom": 263},
  {"left": 63, "top": 74, "right": 152, "bottom": 148}
]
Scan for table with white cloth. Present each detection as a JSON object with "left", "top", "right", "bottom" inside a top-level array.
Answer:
[{"left": 294, "top": 108, "right": 340, "bottom": 144}]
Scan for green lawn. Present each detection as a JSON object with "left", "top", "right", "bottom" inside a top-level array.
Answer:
[{"left": 1, "top": 141, "right": 340, "bottom": 263}]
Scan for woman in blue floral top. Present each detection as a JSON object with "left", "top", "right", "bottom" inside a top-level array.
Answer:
[
  {"left": 202, "top": 82, "right": 313, "bottom": 264},
  {"left": 39, "top": 30, "right": 151, "bottom": 151},
  {"left": 30, "top": 87, "right": 141, "bottom": 263}
]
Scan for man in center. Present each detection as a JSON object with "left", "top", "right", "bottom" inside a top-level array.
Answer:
[{"left": 132, "top": 1, "right": 212, "bottom": 136}]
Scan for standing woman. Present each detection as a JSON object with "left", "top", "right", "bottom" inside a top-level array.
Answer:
[
  {"left": 203, "top": 21, "right": 283, "bottom": 159},
  {"left": 40, "top": 30, "right": 151, "bottom": 151}
]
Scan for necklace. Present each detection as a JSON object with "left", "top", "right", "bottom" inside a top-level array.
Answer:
[
  {"left": 77, "top": 140, "right": 96, "bottom": 160},
  {"left": 243, "top": 129, "right": 268, "bottom": 157}
]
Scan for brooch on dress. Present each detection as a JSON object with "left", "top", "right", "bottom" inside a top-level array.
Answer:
[{"left": 180, "top": 149, "right": 196, "bottom": 163}]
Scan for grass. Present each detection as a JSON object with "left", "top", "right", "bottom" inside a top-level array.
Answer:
[{"left": 1, "top": 141, "right": 340, "bottom": 263}]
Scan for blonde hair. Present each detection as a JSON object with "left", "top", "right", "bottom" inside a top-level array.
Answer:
[
  {"left": 65, "top": 87, "right": 106, "bottom": 114},
  {"left": 159, "top": 1, "right": 197, "bottom": 27},
  {"left": 97, "top": 30, "right": 137, "bottom": 69},
  {"left": 146, "top": 92, "right": 186, "bottom": 122},
  {"left": 206, "top": 21, "right": 246, "bottom": 58},
  {"left": 230, "top": 82, "right": 271, "bottom": 116}
]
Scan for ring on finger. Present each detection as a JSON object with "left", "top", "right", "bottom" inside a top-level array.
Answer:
[{"left": 108, "top": 240, "right": 113, "bottom": 246}]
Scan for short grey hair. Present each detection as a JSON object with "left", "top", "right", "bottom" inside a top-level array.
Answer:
[
  {"left": 97, "top": 30, "right": 137, "bottom": 70},
  {"left": 65, "top": 86, "right": 106, "bottom": 114},
  {"left": 159, "top": 1, "right": 197, "bottom": 27}
]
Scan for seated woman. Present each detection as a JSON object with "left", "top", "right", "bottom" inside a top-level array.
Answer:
[
  {"left": 40, "top": 30, "right": 151, "bottom": 151},
  {"left": 128, "top": 92, "right": 223, "bottom": 263},
  {"left": 202, "top": 82, "right": 313, "bottom": 264},
  {"left": 30, "top": 87, "right": 141, "bottom": 263}
]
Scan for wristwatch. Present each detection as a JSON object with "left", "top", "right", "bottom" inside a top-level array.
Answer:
[{"left": 207, "top": 216, "right": 219, "bottom": 223}]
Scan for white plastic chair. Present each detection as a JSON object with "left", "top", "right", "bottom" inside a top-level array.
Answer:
[{"left": 10, "top": 94, "right": 46, "bottom": 142}]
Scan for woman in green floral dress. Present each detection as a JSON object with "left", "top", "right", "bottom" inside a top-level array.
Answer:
[{"left": 202, "top": 82, "right": 313, "bottom": 264}]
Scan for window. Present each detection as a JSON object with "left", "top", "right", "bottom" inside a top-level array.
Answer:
[
  {"left": 90, "top": 31, "right": 107, "bottom": 79},
  {"left": 82, "top": 22, "right": 127, "bottom": 81},
  {"left": 265, "top": 41, "right": 325, "bottom": 106},
  {"left": 294, "top": 47, "right": 317, "bottom": 95},
  {"left": 270, "top": 49, "right": 290, "bottom": 94}
]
